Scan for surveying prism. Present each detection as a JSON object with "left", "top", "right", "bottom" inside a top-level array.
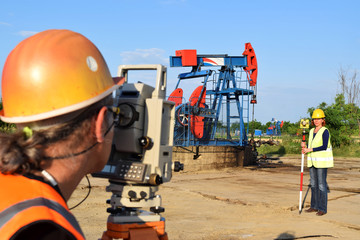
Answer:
[
  {"left": 299, "top": 119, "right": 309, "bottom": 129},
  {"left": 92, "top": 65, "right": 182, "bottom": 240}
]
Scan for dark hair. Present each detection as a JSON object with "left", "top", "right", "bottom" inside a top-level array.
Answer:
[{"left": 0, "top": 96, "right": 112, "bottom": 174}]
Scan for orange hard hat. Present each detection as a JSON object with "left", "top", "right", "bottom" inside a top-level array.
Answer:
[{"left": 1, "top": 29, "right": 124, "bottom": 124}]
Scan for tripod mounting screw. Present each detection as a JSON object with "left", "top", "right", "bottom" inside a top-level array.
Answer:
[{"left": 150, "top": 206, "right": 165, "bottom": 214}]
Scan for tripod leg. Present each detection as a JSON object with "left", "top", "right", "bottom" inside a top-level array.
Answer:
[
  {"left": 101, "top": 231, "right": 112, "bottom": 240},
  {"left": 301, "top": 184, "right": 311, "bottom": 212},
  {"left": 129, "top": 228, "right": 159, "bottom": 240}
]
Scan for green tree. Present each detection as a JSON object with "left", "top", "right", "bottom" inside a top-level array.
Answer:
[
  {"left": 230, "top": 121, "right": 240, "bottom": 133},
  {"left": 347, "top": 103, "right": 360, "bottom": 137},
  {"left": 281, "top": 121, "right": 298, "bottom": 135},
  {"left": 338, "top": 67, "right": 360, "bottom": 136},
  {"left": 247, "top": 120, "right": 262, "bottom": 134},
  {"left": 0, "top": 99, "right": 16, "bottom": 132},
  {"left": 264, "top": 121, "right": 271, "bottom": 132},
  {"left": 308, "top": 94, "right": 359, "bottom": 147}
]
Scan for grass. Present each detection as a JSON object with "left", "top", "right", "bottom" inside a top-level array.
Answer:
[
  {"left": 332, "top": 144, "right": 360, "bottom": 157},
  {"left": 256, "top": 135, "right": 300, "bottom": 156},
  {"left": 256, "top": 134, "right": 360, "bottom": 158}
]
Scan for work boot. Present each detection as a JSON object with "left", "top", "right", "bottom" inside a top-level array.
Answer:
[
  {"left": 305, "top": 208, "right": 317, "bottom": 213},
  {"left": 316, "top": 211, "right": 326, "bottom": 216}
]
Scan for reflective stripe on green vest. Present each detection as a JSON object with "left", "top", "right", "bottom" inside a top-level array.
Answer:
[{"left": 307, "top": 127, "right": 334, "bottom": 168}]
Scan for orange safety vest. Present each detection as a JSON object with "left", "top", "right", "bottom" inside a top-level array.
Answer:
[{"left": 0, "top": 173, "right": 85, "bottom": 239}]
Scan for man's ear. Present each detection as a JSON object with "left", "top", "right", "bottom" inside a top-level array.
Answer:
[{"left": 95, "top": 106, "right": 108, "bottom": 143}]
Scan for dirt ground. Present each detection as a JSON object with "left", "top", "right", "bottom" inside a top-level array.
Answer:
[{"left": 68, "top": 156, "right": 360, "bottom": 240}]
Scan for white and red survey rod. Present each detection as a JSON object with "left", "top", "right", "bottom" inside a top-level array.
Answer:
[
  {"left": 299, "top": 128, "right": 306, "bottom": 214},
  {"left": 299, "top": 119, "right": 309, "bottom": 214}
]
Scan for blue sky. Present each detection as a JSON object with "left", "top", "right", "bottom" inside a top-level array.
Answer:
[{"left": 1, "top": 0, "right": 359, "bottom": 124}]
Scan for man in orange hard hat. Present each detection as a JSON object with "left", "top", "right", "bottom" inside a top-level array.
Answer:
[{"left": 0, "top": 29, "right": 124, "bottom": 239}]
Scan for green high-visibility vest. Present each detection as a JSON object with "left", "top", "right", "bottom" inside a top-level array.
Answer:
[{"left": 307, "top": 127, "right": 334, "bottom": 168}]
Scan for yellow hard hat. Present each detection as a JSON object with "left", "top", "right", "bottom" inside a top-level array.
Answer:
[
  {"left": 1, "top": 29, "right": 124, "bottom": 124},
  {"left": 312, "top": 109, "right": 325, "bottom": 119}
]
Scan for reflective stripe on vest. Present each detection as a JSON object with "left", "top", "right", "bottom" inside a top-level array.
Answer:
[
  {"left": 0, "top": 173, "right": 85, "bottom": 240},
  {"left": 0, "top": 197, "right": 84, "bottom": 238},
  {"left": 307, "top": 127, "right": 334, "bottom": 168}
]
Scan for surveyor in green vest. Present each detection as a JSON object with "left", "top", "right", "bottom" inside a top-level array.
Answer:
[{"left": 301, "top": 109, "right": 334, "bottom": 216}]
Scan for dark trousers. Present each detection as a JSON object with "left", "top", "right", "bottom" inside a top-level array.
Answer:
[{"left": 309, "top": 167, "right": 328, "bottom": 213}]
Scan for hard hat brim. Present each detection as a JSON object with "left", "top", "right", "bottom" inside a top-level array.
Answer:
[{"left": 0, "top": 77, "right": 125, "bottom": 124}]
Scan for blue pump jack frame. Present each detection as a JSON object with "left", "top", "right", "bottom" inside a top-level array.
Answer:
[{"left": 170, "top": 54, "right": 254, "bottom": 147}]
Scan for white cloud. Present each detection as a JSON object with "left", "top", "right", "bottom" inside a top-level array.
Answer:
[
  {"left": 17, "top": 31, "right": 38, "bottom": 37},
  {"left": 120, "top": 48, "right": 168, "bottom": 65},
  {"left": 0, "top": 22, "right": 11, "bottom": 26}
]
